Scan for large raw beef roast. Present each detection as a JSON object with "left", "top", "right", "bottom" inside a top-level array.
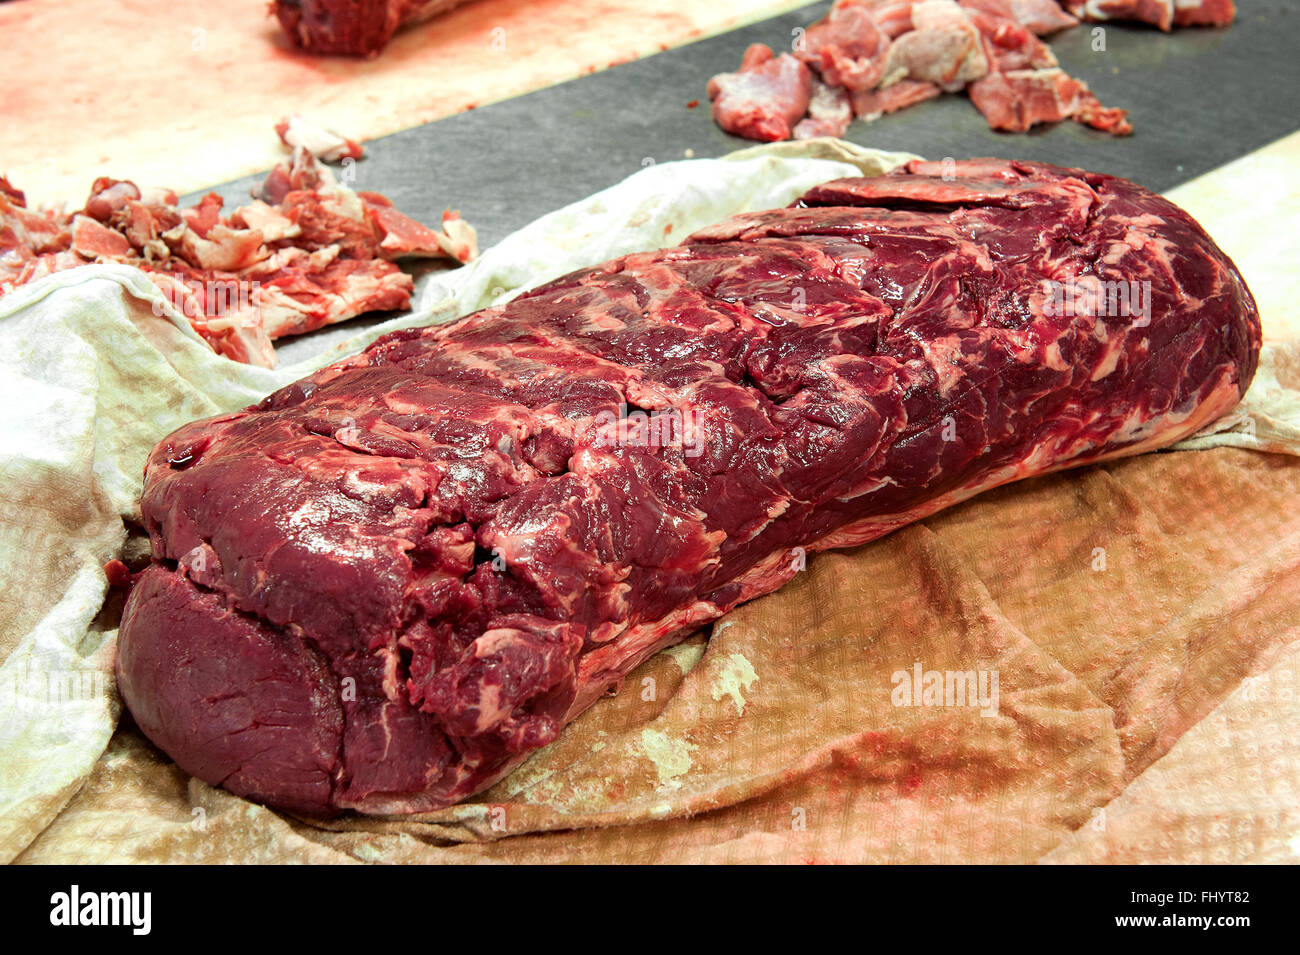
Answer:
[{"left": 116, "top": 159, "right": 1260, "bottom": 815}]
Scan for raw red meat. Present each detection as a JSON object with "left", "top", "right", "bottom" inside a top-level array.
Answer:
[
  {"left": 1169, "top": 0, "right": 1237, "bottom": 27},
  {"left": 1061, "top": 0, "right": 1236, "bottom": 30},
  {"left": 794, "top": 80, "right": 855, "bottom": 139},
  {"left": 851, "top": 77, "right": 942, "bottom": 118},
  {"left": 795, "top": 0, "right": 893, "bottom": 92},
  {"left": 116, "top": 159, "right": 1259, "bottom": 815},
  {"left": 961, "top": 0, "right": 1132, "bottom": 132},
  {"left": 883, "top": 0, "right": 990, "bottom": 90},
  {"left": 969, "top": 67, "right": 1132, "bottom": 133},
  {"left": 276, "top": 114, "right": 366, "bottom": 162},
  {"left": 1009, "top": 0, "right": 1079, "bottom": 33},
  {"left": 0, "top": 176, "right": 72, "bottom": 256},
  {"left": 708, "top": 44, "right": 814, "bottom": 143},
  {"left": 961, "top": 0, "right": 1059, "bottom": 71},
  {"left": 272, "top": 0, "right": 472, "bottom": 56}
]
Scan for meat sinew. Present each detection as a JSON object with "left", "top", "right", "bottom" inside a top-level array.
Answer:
[{"left": 116, "top": 160, "right": 1260, "bottom": 815}]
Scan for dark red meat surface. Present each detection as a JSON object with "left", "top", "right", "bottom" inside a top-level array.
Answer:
[
  {"left": 116, "top": 159, "right": 1260, "bottom": 815},
  {"left": 272, "top": 0, "right": 471, "bottom": 56}
]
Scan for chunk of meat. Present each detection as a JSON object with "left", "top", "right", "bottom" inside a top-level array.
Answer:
[
  {"left": 232, "top": 200, "right": 302, "bottom": 244},
  {"left": 961, "top": 0, "right": 1060, "bottom": 71},
  {"left": 1170, "top": 0, "right": 1236, "bottom": 27},
  {"left": 70, "top": 215, "right": 133, "bottom": 259},
  {"left": 795, "top": 0, "right": 893, "bottom": 92},
  {"left": 0, "top": 145, "right": 477, "bottom": 366},
  {"left": 276, "top": 114, "right": 366, "bottom": 162},
  {"left": 359, "top": 194, "right": 478, "bottom": 263},
  {"left": 968, "top": 67, "right": 1132, "bottom": 133},
  {"left": 881, "top": 0, "right": 989, "bottom": 91},
  {"left": 794, "top": 80, "right": 856, "bottom": 138},
  {"left": 708, "top": 44, "right": 814, "bottom": 142},
  {"left": 707, "top": 0, "right": 1231, "bottom": 141},
  {"left": 117, "top": 159, "right": 1260, "bottom": 815},
  {"left": 869, "top": 0, "right": 922, "bottom": 36},
  {"left": 271, "top": 0, "right": 473, "bottom": 57},
  {"left": 245, "top": 256, "right": 413, "bottom": 339},
  {"left": 1009, "top": 0, "right": 1079, "bottom": 33},
  {"left": 851, "top": 78, "right": 943, "bottom": 118},
  {"left": 0, "top": 178, "right": 69, "bottom": 260},
  {"left": 1061, "top": 0, "right": 1235, "bottom": 30}
]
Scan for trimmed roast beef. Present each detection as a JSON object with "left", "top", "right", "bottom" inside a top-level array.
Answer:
[{"left": 116, "top": 159, "right": 1260, "bottom": 815}]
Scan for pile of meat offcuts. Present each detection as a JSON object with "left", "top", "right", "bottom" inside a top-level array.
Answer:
[
  {"left": 0, "top": 148, "right": 476, "bottom": 367},
  {"left": 115, "top": 158, "right": 1259, "bottom": 815},
  {"left": 708, "top": 0, "right": 1237, "bottom": 141}
]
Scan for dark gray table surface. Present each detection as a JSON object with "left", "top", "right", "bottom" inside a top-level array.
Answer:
[{"left": 197, "top": 0, "right": 1298, "bottom": 251}]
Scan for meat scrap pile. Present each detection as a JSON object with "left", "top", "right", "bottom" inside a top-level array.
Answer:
[
  {"left": 708, "top": 0, "right": 1236, "bottom": 141},
  {"left": 0, "top": 144, "right": 476, "bottom": 368},
  {"left": 115, "top": 159, "right": 1258, "bottom": 815}
]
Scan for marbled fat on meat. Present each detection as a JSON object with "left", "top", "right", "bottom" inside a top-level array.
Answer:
[{"left": 116, "top": 160, "right": 1260, "bottom": 815}]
